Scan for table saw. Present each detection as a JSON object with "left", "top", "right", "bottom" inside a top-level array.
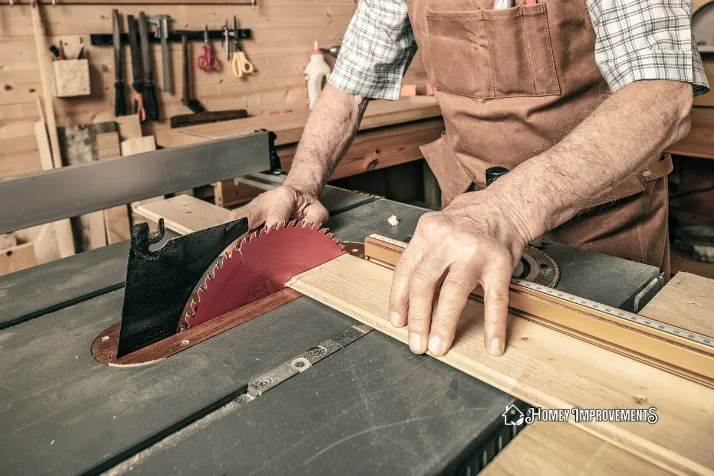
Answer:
[{"left": 1, "top": 132, "right": 711, "bottom": 475}]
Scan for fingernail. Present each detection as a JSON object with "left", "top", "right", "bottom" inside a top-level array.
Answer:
[
  {"left": 409, "top": 333, "right": 424, "bottom": 353},
  {"left": 488, "top": 337, "right": 505, "bottom": 356},
  {"left": 390, "top": 311, "right": 402, "bottom": 327},
  {"left": 428, "top": 336, "right": 445, "bottom": 356}
]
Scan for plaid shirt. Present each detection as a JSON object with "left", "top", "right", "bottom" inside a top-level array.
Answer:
[{"left": 330, "top": 0, "right": 709, "bottom": 100}]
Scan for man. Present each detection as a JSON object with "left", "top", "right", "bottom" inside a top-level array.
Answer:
[{"left": 231, "top": 0, "right": 708, "bottom": 358}]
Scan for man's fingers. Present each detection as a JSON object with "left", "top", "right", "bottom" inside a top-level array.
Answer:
[
  {"left": 301, "top": 202, "right": 329, "bottom": 227},
  {"left": 481, "top": 265, "right": 512, "bottom": 357},
  {"left": 389, "top": 240, "right": 425, "bottom": 329},
  {"left": 428, "top": 265, "right": 477, "bottom": 356},
  {"left": 229, "top": 200, "right": 266, "bottom": 229},
  {"left": 407, "top": 255, "right": 448, "bottom": 354},
  {"left": 265, "top": 200, "right": 296, "bottom": 229}
]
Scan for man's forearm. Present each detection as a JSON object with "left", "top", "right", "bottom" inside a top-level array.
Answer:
[
  {"left": 486, "top": 80, "right": 693, "bottom": 242},
  {"left": 283, "top": 84, "right": 369, "bottom": 195}
]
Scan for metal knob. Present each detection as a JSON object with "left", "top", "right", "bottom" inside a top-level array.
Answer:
[{"left": 485, "top": 166, "right": 510, "bottom": 186}]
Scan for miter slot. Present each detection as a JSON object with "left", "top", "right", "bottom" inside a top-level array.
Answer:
[{"left": 242, "top": 324, "right": 373, "bottom": 401}]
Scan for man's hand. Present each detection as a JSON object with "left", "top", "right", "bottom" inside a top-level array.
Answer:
[
  {"left": 228, "top": 184, "right": 328, "bottom": 229},
  {"left": 388, "top": 191, "right": 531, "bottom": 358}
]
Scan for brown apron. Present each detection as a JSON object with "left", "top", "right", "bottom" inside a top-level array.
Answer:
[{"left": 408, "top": 0, "right": 672, "bottom": 274}]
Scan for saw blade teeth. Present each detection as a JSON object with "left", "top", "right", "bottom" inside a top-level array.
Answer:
[
  {"left": 320, "top": 227, "right": 328, "bottom": 235},
  {"left": 287, "top": 219, "right": 296, "bottom": 228}
]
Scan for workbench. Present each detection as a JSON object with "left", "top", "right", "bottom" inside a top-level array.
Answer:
[
  {"left": 157, "top": 97, "right": 445, "bottom": 207},
  {"left": 1, "top": 181, "right": 672, "bottom": 475}
]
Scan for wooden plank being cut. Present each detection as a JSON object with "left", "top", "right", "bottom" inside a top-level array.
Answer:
[
  {"left": 482, "top": 423, "right": 670, "bottom": 476},
  {"left": 286, "top": 254, "right": 714, "bottom": 475},
  {"left": 640, "top": 272, "right": 714, "bottom": 338},
  {"left": 135, "top": 194, "right": 230, "bottom": 235}
]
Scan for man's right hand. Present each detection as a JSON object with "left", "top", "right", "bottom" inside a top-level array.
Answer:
[{"left": 227, "top": 184, "right": 329, "bottom": 230}]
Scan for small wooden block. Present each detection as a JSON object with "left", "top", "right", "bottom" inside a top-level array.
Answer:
[
  {"left": 115, "top": 115, "right": 143, "bottom": 141},
  {"left": 0, "top": 242, "right": 37, "bottom": 276},
  {"left": 96, "top": 132, "right": 121, "bottom": 160},
  {"left": 53, "top": 59, "right": 90, "bottom": 97},
  {"left": 135, "top": 194, "right": 229, "bottom": 236},
  {"left": 120, "top": 136, "right": 156, "bottom": 157},
  {"left": 0, "top": 234, "right": 18, "bottom": 249}
]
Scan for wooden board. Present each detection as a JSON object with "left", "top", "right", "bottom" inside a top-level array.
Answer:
[
  {"left": 482, "top": 423, "right": 670, "bottom": 476},
  {"left": 286, "top": 254, "right": 714, "bottom": 475},
  {"left": 135, "top": 194, "right": 230, "bottom": 235},
  {"left": 278, "top": 117, "right": 445, "bottom": 180},
  {"left": 115, "top": 114, "right": 143, "bottom": 141},
  {"left": 640, "top": 272, "right": 714, "bottom": 338},
  {"left": 167, "top": 97, "right": 442, "bottom": 146},
  {"left": 120, "top": 136, "right": 156, "bottom": 156},
  {"left": 0, "top": 242, "right": 36, "bottom": 276}
]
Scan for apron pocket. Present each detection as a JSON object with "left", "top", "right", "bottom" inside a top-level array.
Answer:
[
  {"left": 426, "top": 11, "right": 493, "bottom": 98},
  {"left": 420, "top": 134, "right": 474, "bottom": 205},
  {"left": 426, "top": 4, "right": 560, "bottom": 98},
  {"left": 484, "top": 4, "right": 560, "bottom": 97}
]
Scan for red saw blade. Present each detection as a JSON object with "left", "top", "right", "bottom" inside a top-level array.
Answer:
[{"left": 181, "top": 221, "right": 345, "bottom": 330}]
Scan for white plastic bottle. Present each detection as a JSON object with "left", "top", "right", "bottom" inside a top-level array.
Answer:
[{"left": 304, "top": 41, "right": 332, "bottom": 109}]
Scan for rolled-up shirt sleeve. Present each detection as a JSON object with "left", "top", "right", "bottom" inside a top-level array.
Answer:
[
  {"left": 587, "top": 0, "right": 709, "bottom": 95},
  {"left": 329, "top": 0, "right": 418, "bottom": 100}
]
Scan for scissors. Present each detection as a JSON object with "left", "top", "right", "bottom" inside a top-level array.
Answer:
[
  {"left": 196, "top": 25, "right": 219, "bottom": 71},
  {"left": 231, "top": 16, "right": 254, "bottom": 78}
]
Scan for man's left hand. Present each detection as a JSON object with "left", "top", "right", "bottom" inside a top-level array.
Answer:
[{"left": 388, "top": 191, "right": 531, "bottom": 357}]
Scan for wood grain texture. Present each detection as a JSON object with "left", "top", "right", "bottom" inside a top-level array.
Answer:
[
  {"left": 279, "top": 118, "right": 445, "bottom": 180},
  {"left": 165, "top": 97, "right": 442, "bottom": 146},
  {"left": 0, "top": 242, "right": 36, "bottom": 276},
  {"left": 135, "top": 194, "right": 230, "bottom": 235},
  {"left": 482, "top": 423, "right": 670, "bottom": 476},
  {"left": 286, "top": 254, "right": 714, "bottom": 475},
  {"left": 0, "top": 2, "right": 429, "bottom": 179},
  {"left": 640, "top": 272, "right": 714, "bottom": 338}
]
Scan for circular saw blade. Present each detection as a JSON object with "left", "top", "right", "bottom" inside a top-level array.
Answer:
[{"left": 181, "top": 221, "right": 345, "bottom": 330}]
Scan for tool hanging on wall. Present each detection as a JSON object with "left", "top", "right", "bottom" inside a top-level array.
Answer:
[
  {"left": 181, "top": 35, "right": 205, "bottom": 113},
  {"left": 138, "top": 12, "right": 159, "bottom": 120},
  {"left": 222, "top": 21, "right": 231, "bottom": 61},
  {"left": 174, "top": 36, "right": 248, "bottom": 128},
  {"left": 197, "top": 25, "right": 219, "bottom": 71},
  {"left": 112, "top": 10, "right": 127, "bottom": 117},
  {"left": 148, "top": 15, "right": 172, "bottom": 93},
  {"left": 91, "top": 28, "right": 251, "bottom": 46},
  {"left": 127, "top": 15, "right": 146, "bottom": 122},
  {"left": 231, "top": 16, "right": 254, "bottom": 78}
]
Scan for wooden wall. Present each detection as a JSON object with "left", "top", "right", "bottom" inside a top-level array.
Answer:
[{"left": 0, "top": 1, "right": 428, "bottom": 180}]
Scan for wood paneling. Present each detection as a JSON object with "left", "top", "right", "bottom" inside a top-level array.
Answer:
[{"left": 0, "top": 1, "right": 429, "bottom": 179}]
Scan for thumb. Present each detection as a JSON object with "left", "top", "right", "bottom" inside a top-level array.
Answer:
[
  {"left": 301, "top": 202, "right": 329, "bottom": 227},
  {"left": 229, "top": 199, "right": 269, "bottom": 230}
]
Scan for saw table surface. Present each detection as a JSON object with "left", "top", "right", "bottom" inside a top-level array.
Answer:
[{"left": 0, "top": 193, "right": 664, "bottom": 475}]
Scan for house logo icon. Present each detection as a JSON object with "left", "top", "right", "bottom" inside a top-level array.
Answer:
[{"left": 502, "top": 404, "right": 525, "bottom": 426}]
